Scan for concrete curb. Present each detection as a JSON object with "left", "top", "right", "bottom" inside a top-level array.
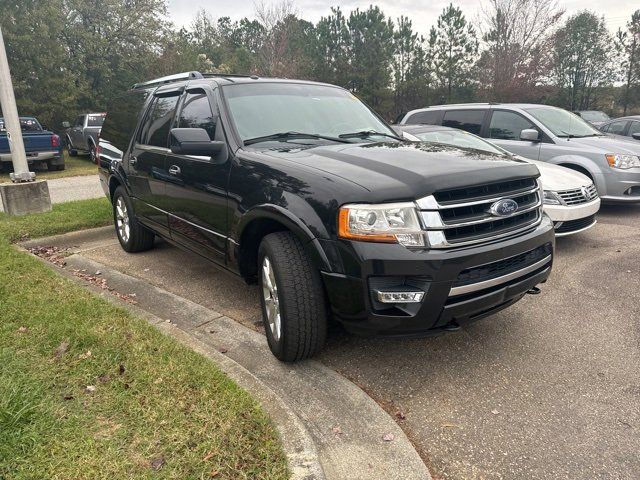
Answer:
[{"left": 18, "top": 231, "right": 432, "bottom": 480}]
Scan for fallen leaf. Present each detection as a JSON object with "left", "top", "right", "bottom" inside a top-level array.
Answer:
[
  {"left": 54, "top": 341, "right": 70, "bottom": 358},
  {"left": 382, "top": 432, "right": 395, "bottom": 442},
  {"left": 150, "top": 457, "right": 165, "bottom": 471},
  {"left": 209, "top": 470, "right": 219, "bottom": 478},
  {"left": 491, "top": 409, "right": 500, "bottom": 415},
  {"left": 331, "top": 426, "right": 342, "bottom": 435},
  {"left": 143, "top": 268, "right": 150, "bottom": 272},
  {"left": 62, "top": 393, "right": 74, "bottom": 401},
  {"left": 218, "top": 347, "right": 228, "bottom": 354},
  {"left": 17, "top": 326, "right": 28, "bottom": 333},
  {"left": 95, "top": 270, "right": 102, "bottom": 275},
  {"left": 78, "top": 350, "right": 92, "bottom": 360},
  {"left": 98, "top": 374, "right": 110, "bottom": 383},
  {"left": 395, "top": 411, "right": 406, "bottom": 420},
  {"left": 202, "top": 451, "right": 216, "bottom": 462},
  {"left": 85, "top": 385, "right": 96, "bottom": 393},
  {"left": 118, "top": 364, "right": 125, "bottom": 375}
]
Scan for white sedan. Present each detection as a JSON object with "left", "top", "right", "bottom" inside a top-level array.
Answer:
[{"left": 395, "top": 124, "right": 601, "bottom": 236}]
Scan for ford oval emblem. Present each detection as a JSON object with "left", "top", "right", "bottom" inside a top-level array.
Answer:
[{"left": 489, "top": 199, "right": 519, "bottom": 217}]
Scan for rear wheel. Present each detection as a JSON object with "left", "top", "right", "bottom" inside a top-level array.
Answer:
[
  {"left": 112, "top": 186, "right": 155, "bottom": 253},
  {"left": 66, "top": 137, "right": 78, "bottom": 157},
  {"left": 46, "top": 160, "right": 65, "bottom": 171},
  {"left": 258, "top": 232, "right": 327, "bottom": 361},
  {"left": 89, "top": 143, "right": 97, "bottom": 164}
]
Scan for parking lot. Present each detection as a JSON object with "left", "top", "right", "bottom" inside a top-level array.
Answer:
[{"left": 33, "top": 203, "right": 640, "bottom": 479}]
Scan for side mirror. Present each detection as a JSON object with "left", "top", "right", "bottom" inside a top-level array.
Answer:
[
  {"left": 632, "top": 133, "right": 640, "bottom": 141},
  {"left": 62, "top": 121, "right": 70, "bottom": 128},
  {"left": 169, "top": 128, "right": 225, "bottom": 157},
  {"left": 520, "top": 129, "right": 540, "bottom": 142}
]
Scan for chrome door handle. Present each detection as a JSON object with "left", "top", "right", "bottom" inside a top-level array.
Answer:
[
  {"left": 168, "top": 165, "right": 181, "bottom": 176},
  {"left": 129, "top": 156, "right": 137, "bottom": 166}
]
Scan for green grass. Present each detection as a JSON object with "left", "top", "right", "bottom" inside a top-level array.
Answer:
[
  {"left": 0, "top": 203, "right": 289, "bottom": 479},
  {"left": 0, "top": 198, "right": 113, "bottom": 243},
  {"left": 1, "top": 151, "right": 98, "bottom": 183}
]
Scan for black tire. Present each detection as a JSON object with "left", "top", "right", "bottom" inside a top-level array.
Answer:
[
  {"left": 47, "top": 161, "right": 65, "bottom": 171},
  {"left": 258, "top": 232, "right": 327, "bottom": 362},
  {"left": 89, "top": 143, "right": 97, "bottom": 164},
  {"left": 112, "top": 186, "right": 155, "bottom": 253},
  {"left": 66, "top": 137, "right": 78, "bottom": 157}
]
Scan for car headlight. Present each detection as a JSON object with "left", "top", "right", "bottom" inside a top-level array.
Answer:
[
  {"left": 543, "top": 190, "right": 562, "bottom": 205},
  {"left": 606, "top": 154, "right": 640, "bottom": 169},
  {"left": 338, "top": 202, "right": 425, "bottom": 247}
]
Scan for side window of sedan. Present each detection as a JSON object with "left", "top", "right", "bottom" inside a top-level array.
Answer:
[
  {"left": 489, "top": 111, "right": 536, "bottom": 140},
  {"left": 607, "top": 121, "right": 628, "bottom": 135},
  {"left": 177, "top": 91, "right": 217, "bottom": 140}
]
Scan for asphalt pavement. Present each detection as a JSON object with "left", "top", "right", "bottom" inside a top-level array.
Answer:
[
  {"left": 0, "top": 174, "right": 102, "bottom": 212},
  {"left": 28, "top": 203, "right": 640, "bottom": 479}
]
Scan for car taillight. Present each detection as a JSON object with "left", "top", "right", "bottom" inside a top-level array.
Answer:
[{"left": 51, "top": 134, "right": 60, "bottom": 148}]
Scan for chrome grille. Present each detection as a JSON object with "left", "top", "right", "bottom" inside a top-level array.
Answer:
[
  {"left": 556, "top": 184, "right": 598, "bottom": 205},
  {"left": 417, "top": 177, "right": 543, "bottom": 249}
]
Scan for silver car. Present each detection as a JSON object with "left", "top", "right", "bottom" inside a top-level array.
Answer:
[
  {"left": 399, "top": 104, "right": 640, "bottom": 203},
  {"left": 599, "top": 116, "right": 640, "bottom": 142}
]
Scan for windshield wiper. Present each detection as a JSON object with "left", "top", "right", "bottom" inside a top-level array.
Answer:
[
  {"left": 243, "top": 131, "right": 349, "bottom": 146},
  {"left": 338, "top": 130, "right": 403, "bottom": 141}
]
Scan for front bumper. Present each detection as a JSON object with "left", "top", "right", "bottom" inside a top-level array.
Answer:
[
  {"left": 544, "top": 198, "right": 600, "bottom": 236},
  {"left": 595, "top": 168, "right": 640, "bottom": 203},
  {"left": 321, "top": 216, "right": 555, "bottom": 336}
]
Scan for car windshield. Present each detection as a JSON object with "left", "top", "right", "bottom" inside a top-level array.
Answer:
[
  {"left": 87, "top": 114, "right": 106, "bottom": 127},
  {"left": 579, "top": 111, "right": 609, "bottom": 122},
  {"left": 411, "top": 129, "right": 507, "bottom": 155},
  {"left": 0, "top": 118, "right": 42, "bottom": 132},
  {"left": 223, "top": 83, "right": 397, "bottom": 144},
  {"left": 526, "top": 107, "right": 602, "bottom": 137}
]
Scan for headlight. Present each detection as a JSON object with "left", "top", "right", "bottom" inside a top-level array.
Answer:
[
  {"left": 338, "top": 202, "right": 425, "bottom": 247},
  {"left": 606, "top": 154, "right": 640, "bottom": 169},
  {"left": 543, "top": 190, "right": 562, "bottom": 205}
]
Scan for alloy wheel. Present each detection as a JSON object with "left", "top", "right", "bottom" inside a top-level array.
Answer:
[
  {"left": 261, "top": 256, "right": 281, "bottom": 341},
  {"left": 115, "top": 197, "right": 130, "bottom": 243}
]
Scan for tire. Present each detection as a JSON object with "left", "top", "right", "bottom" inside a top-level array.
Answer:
[
  {"left": 47, "top": 161, "right": 65, "bottom": 171},
  {"left": 258, "top": 232, "right": 328, "bottom": 361},
  {"left": 112, "top": 186, "right": 155, "bottom": 253},
  {"left": 67, "top": 137, "right": 78, "bottom": 157},
  {"left": 89, "top": 143, "right": 97, "bottom": 164}
]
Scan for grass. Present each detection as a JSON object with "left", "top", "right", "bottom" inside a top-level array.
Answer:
[
  {"left": 1, "top": 151, "right": 98, "bottom": 183},
  {"left": 0, "top": 201, "right": 289, "bottom": 479}
]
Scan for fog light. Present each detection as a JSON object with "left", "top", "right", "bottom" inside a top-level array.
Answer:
[{"left": 375, "top": 290, "right": 425, "bottom": 303}]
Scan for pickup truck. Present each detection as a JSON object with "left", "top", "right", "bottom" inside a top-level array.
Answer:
[
  {"left": 99, "top": 72, "right": 555, "bottom": 361},
  {"left": 0, "top": 116, "right": 64, "bottom": 171},
  {"left": 63, "top": 112, "right": 106, "bottom": 163}
]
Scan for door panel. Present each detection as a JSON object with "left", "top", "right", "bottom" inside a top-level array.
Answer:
[
  {"left": 127, "top": 93, "right": 181, "bottom": 232},
  {"left": 163, "top": 87, "right": 230, "bottom": 262},
  {"left": 487, "top": 110, "right": 541, "bottom": 160}
]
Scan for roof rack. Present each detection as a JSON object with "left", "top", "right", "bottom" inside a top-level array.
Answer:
[
  {"left": 132, "top": 71, "right": 204, "bottom": 89},
  {"left": 426, "top": 102, "right": 501, "bottom": 107}
]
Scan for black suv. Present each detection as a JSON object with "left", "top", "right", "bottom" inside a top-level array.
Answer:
[{"left": 98, "top": 72, "right": 555, "bottom": 361}]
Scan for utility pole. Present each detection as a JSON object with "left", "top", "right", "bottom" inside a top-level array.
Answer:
[{"left": 0, "top": 25, "right": 51, "bottom": 215}]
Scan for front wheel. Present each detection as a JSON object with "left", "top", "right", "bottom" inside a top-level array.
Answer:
[
  {"left": 258, "top": 232, "right": 327, "bottom": 362},
  {"left": 112, "top": 186, "right": 155, "bottom": 253}
]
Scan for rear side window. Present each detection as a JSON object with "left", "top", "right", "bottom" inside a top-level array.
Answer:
[
  {"left": 629, "top": 121, "right": 640, "bottom": 136},
  {"left": 405, "top": 110, "right": 440, "bottom": 125},
  {"left": 177, "top": 92, "right": 216, "bottom": 140},
  {"left": 87, "top": 114, "right": 105, "bottom": 127},
  {"left": 489, "top": 111, "right": 535, "bottom": 140},
  {"left": 442, "top": 110, "right": 485, "bottom": 135},
  {"left": 102, "top": 89, "right": 150, "bottom": 152},
  {"left": 140, "top": 95, "right": 180, "bottom": 147},
  {"left": 607, "top": 121, "right": 628, "bottom": 135}
]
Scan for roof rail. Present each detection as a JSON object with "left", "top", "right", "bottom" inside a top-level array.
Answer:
[
  {"left": 427, "top": 102, "right": 499, "bottom": 107},
  {"left": 132, "top": 71, "right": 204, "bottom": 89}
]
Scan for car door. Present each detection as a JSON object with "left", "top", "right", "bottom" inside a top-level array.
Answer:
[
  {"left": 486, "top": 110, "right": 542, "bottom": 160},
  {"left": 162, "top": 85, "right": 230, "bottom": 263},
  {"left": 127, "top": 87, "right": 181, "bottom": 235},
  {"left": 70, "top": 115, "right": 84, "bottom": 147},
  {"left": 628, "top": 121, "right": 640, "bottom": 141},
  {"left": 602, "top": 120, "right": 630, "bottom": 140}
]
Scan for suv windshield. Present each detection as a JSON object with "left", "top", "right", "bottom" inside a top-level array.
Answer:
[
  {"left": 525, "top": 107, "right": 602, "bottom": 138},
  {"left": 223, "top": 83, "right": 396, "bottom": 145},
  {"left": 411, "top": 129, "right": 507, "bottom": 155}
]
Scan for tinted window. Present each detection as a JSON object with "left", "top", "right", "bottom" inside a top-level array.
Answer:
[
  {"left": 607, "top": 121, "right": 628, "bottom": 135},
  {"left": 102, "top": 89, "right": 150, "bottom": 152},
  {"left": 442, "top": 110, "right": 485, "bottom": 135},
  {"left": 629, "top": 121, "right": 640, "bottom": 137},
  {"left": 0, "top": 118, "right": 41, "bottom": 132},
  {"left": 406, "top": 110, "right": 439, "bottom": 125},
  {"left": 87, "top": 114, "right": 105, "bottom": 127},
  {"left": 141, "top": 95, "right": 180, "bottom": 147},
  {"left": 178, "top": 93, "right": 216, "bottom": 140},
  {"left": 489, "top": 111, "right": 535, "bottom": 140}
]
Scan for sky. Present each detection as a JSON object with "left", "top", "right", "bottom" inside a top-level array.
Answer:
[{"left": 166, "top": 0, "right": 636, "bottom": 36}]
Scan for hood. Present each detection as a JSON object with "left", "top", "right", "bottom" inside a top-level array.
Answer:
[
  {"left": 254, "top": 142, "right": 540, "bottom": 201},
  {"left": 521, "top": 158, "right": 591, "bottom": 191},
  {"left": 562, "top": 135, "right": 640, "bottom": 155}
]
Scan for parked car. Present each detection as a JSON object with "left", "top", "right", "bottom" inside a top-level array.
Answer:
[
  {"left": 0, "top": 116, "right": 64, "bottom": 171},
  {"left": 599, "top": 116, "right": 640, "bottom": 142},
  {"left": 398, "top": 104, "right": 640, "bottom": 203},
  {"left": 573, "top": 110, "right": 610, "bottom": 127},
  {"left": 62, "top": 112, "right": 106, "bottom": 163},
  {"left": 99, "top": 72, "right": 554, "bottom": 361},
  {"left": 395, "top": 124, "right": 600, "bottom": 236}
]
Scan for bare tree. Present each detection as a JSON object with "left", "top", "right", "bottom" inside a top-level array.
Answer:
[
  {"left": 478, "top": 0, "right": 564, "bottom": 101},
  {"left": 254, "top": 0, "right": 298, "bottom": 76}
]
